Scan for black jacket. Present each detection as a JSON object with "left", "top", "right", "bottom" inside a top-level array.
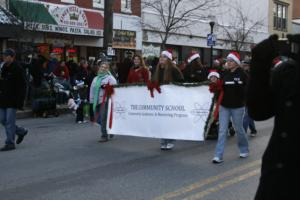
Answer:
[
  {"left": 0, "top": 61, "right": 27, "bottom": 109},
  {"left": 220, "top": 67, "right": 247, "bottom": 108},
  {"left": 183, "top": 63, "right": 208, "bottom": 83},
  {"left": 248, "top": 36, "right": 300, "bottom": 199}
]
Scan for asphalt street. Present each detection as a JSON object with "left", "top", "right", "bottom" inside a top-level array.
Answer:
[{"left": 0, "top": 114, "right": 274, "bottom": 200}]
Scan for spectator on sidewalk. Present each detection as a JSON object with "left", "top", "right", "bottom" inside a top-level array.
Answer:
[
  {"left": 127, "top": 55, "right": 150, "bottom": 83},
  {"left": 54, "top": 61, "right": 70, "bottom": 81},
  {"left": 90, "top": 62, "right": 117, "bottom": 142},
  {"left": 153, "top": 49, "right": 184, "bottom": 150},
  {"left": 209, "top": 52, "right": 249, "bottom": 164},
  {"left": 0, "top": 49, "right": 28, "bottom": 151},
  {"left": 87, "top": 64, "right": 100, "bottom": 122},
  {"left": 248, "top": 34, "right": 300, "bottom": 200}
]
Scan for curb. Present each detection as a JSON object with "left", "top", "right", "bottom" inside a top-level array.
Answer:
[{"left": 16, "top": 107, "right": 71, "bottom": 119}]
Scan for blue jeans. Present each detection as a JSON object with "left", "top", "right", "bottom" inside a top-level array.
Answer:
[
  {"left": 0, "top": 108, "right": 27, "bottom": 145},
  {"left": 214, "top": 106, "right": 249, "bottom": 159},
  {"left": 243, "top": 108, "right": 257, "bottom": 133}
]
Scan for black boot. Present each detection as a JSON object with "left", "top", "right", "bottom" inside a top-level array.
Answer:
[{"left": 0, "top": 144, "right": 16, "bottom": 151}]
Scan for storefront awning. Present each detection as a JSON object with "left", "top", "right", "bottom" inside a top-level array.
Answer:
[
  {"left": 9, "top": 0, "right": 104, "bottom": 37},
  {"left": 0, "top": 5, "right": 22, "bottom": 38}
]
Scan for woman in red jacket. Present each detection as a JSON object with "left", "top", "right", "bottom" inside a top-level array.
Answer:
[
  {"left": 54, "top": 61, "right": 70, "bottom": 81},
  {"left": 127, "top": 55, "right": 150, "bottom": 83}
]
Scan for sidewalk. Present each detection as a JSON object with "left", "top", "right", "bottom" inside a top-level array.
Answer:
[{"left": 16, "top": 105, "right": 71, "bottom": 119}]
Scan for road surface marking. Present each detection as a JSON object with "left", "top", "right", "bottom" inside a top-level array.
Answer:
[
  {"left": 183, "top": 169, "right": 260, "bottom": 200},
  {"left": 154, "top": 160, "right": 261, "bottom": 200}
]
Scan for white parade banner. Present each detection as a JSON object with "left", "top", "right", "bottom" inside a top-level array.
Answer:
[{"left": 107, "top": 84, "right": 214, "bottom": 141}]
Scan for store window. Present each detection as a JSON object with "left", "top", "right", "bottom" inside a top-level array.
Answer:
[
  {"left": 66, "top": 48, "right": 78, "bottom": 62},
  {"left": 51, "top": 48, "right": 64, "bottom": 61},
  {"left": 93, "top": 0, "right": 104, "bottom": 9},
  {"left": 61, "top": 0, "right": 75, "bottom": 4},
  {"left": 121, "top": 0, "right": 132, "bottom": 13},
  {"left": 273, "top": 1, "right": 288, "bottom": 31}
]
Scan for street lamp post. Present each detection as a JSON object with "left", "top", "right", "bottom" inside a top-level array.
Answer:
[{"left": 209, "top": 21, "right": 215, "bottom": 68}]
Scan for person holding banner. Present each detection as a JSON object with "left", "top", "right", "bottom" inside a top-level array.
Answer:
[
  {"left": 153, "top": 49, "right": 184, "bottom": 150},
  {"left": 183, "top": 52, "right": 208, "bottom": 83},
  {"left": 209, "top": 52, "right": 249, "bottom": 164},
  {"left": 127, "top": 55, "right": 150, "bottom": 83},
  {"left": 89, "top": 62, "right": 117, "bottom": 143}
]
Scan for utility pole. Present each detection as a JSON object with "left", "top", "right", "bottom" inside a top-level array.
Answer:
[
  {"left": 209, "top": 21, "right": 215, "bottom": 68},
  {"left": 104, "top": 0, "right": 114, "bottom": 55}
]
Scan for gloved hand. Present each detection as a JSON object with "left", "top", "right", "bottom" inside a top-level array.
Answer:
[{"left": 252, "top": 35, "right": 279, "bottom": 67}]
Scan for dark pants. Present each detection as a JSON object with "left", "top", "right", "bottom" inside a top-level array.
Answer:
[
  {"left": 243, "top": 108, "right": 257, "bottom": 133},
  {"left": 0, "top": 108, "right": 27, "bottom": 145},
  {"left": 76, "top": 102, "right": 84, "bottom": 122}
]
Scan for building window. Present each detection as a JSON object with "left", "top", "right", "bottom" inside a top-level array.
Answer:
[
  {"left": 273, "top": 1, "right": 288, "bottom": 31},
  {"left": 61, "top": 0, "right": 75, "bottom": 4},
  {"left": 93, "top": 0, "right": 104, "bottom": 9},
  {"left": 121, "top": 0, "right": 132, "bottom": 13}
]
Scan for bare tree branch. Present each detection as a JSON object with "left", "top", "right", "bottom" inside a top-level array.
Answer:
[{"left": 142, "top": 0, "right": 217, "bottom": 49}]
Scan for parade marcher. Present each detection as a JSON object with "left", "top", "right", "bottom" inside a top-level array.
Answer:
[
  {"left": 153, "top": 49, "right": 184, "bottom": 150},
  {"left": 183, "top": 52, "right": 208, "bottom": 82},
  {"left": 0, "top": 49, "right": 28, "bottom": 151},
  {"left": 241, "top": 59, "right": 257, "bottom": 136},
  {"left": 209, "top": 52, "right": 249, "bottom": 164},
  {"left": 127, "top": 55, "right": 150, "bottom": 83},
  {"left": 89, "top": 62, "right": 117, "bottom": 142},
  {"left": 248, "top": 34, "right": 300, "bottom": 199}
]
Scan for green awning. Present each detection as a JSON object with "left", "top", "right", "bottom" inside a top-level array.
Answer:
[{"left": 9, "top": 0, "right": 57, "bottom": 24}]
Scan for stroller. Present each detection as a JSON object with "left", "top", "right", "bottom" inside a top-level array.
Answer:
[{"left": 31, "top": 76, "right": 59, "bottom": 118}]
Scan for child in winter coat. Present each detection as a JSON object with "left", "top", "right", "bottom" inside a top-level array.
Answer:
[{"left": 89, "top": 62, "right": 117, "bottom": 142}]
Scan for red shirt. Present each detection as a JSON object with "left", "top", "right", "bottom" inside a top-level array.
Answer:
[{"left": 127, "top": 67, "right": 150, "bottom": 83}]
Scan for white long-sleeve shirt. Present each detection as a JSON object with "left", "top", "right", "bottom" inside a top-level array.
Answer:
[{"left": 89, "top": 74, "right": 117, "bottom": 104}]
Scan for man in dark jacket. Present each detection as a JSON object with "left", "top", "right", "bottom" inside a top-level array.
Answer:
[
  {"left": 248, "top": 35, "right": 300, "bottom": 199},
  {"left": 0, "top": 49, "right": 28, "bottom": 151}
]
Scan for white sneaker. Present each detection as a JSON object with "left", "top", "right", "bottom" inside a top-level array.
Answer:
[
  {"left": 160, "top": 144, "right": 167, "bottom": 150},
  {"left": 239, "top": 153, "right": 249, "bottom": 158},
  {"left": 77, "top": 121, "right": 83, "bottom": 124},
  {"left": 212, "top": 157, "right": 223, "bottom": 164},
  {"left": 166, "top": 143, "right": 175, "bottom": 150}
]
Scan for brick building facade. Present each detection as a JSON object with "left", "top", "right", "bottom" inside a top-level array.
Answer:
[{"left": 6, "top": 0, "right": 142, "bottom": 61}]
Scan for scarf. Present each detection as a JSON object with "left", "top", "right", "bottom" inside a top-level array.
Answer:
[{"left": 92, "top": 71, "right": 110, "bottom": 112}]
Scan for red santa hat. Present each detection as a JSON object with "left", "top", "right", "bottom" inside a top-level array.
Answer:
[
  {"left": 273, "top": 57, "right": 282, "bottom": 68},
  {"left": 161, "top": 49, "right": 173, "bottom": 60},
  {"left": 227, "top": 51, "right": 241, "bottom": 65},
  {"left": 187, "top": 52, "right": 200, "bottom": 63},
  {"left": 207, "top": 70, "right": 220, "bottom": 79}
]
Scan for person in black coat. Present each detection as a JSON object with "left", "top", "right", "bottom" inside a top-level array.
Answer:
[
  {"left": 183, "top": 52, "right": 208, "bottom": 83},
  {"left": 0, "top": 49, "right": 28, "bottom": 151},
  {"left": 248, "top": 34, "right": 300, "bottom": 199}
]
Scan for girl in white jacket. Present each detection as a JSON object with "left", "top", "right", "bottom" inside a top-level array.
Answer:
[{"left": 89, "top": 62, "right": 117, "bottom": 142}]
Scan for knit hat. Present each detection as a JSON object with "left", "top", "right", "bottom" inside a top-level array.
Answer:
[
  {"left": 187, "top": 52, "right": 200, "bottom": 63},
  {"left": 207, "top": 70, "right": 220, "bottom": 79},
  {"left": 161, "top": 49, "right": 173, "bottom": 60},
  {"left": 227, "top": 52, "right": 241, "bottom": 65}
]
